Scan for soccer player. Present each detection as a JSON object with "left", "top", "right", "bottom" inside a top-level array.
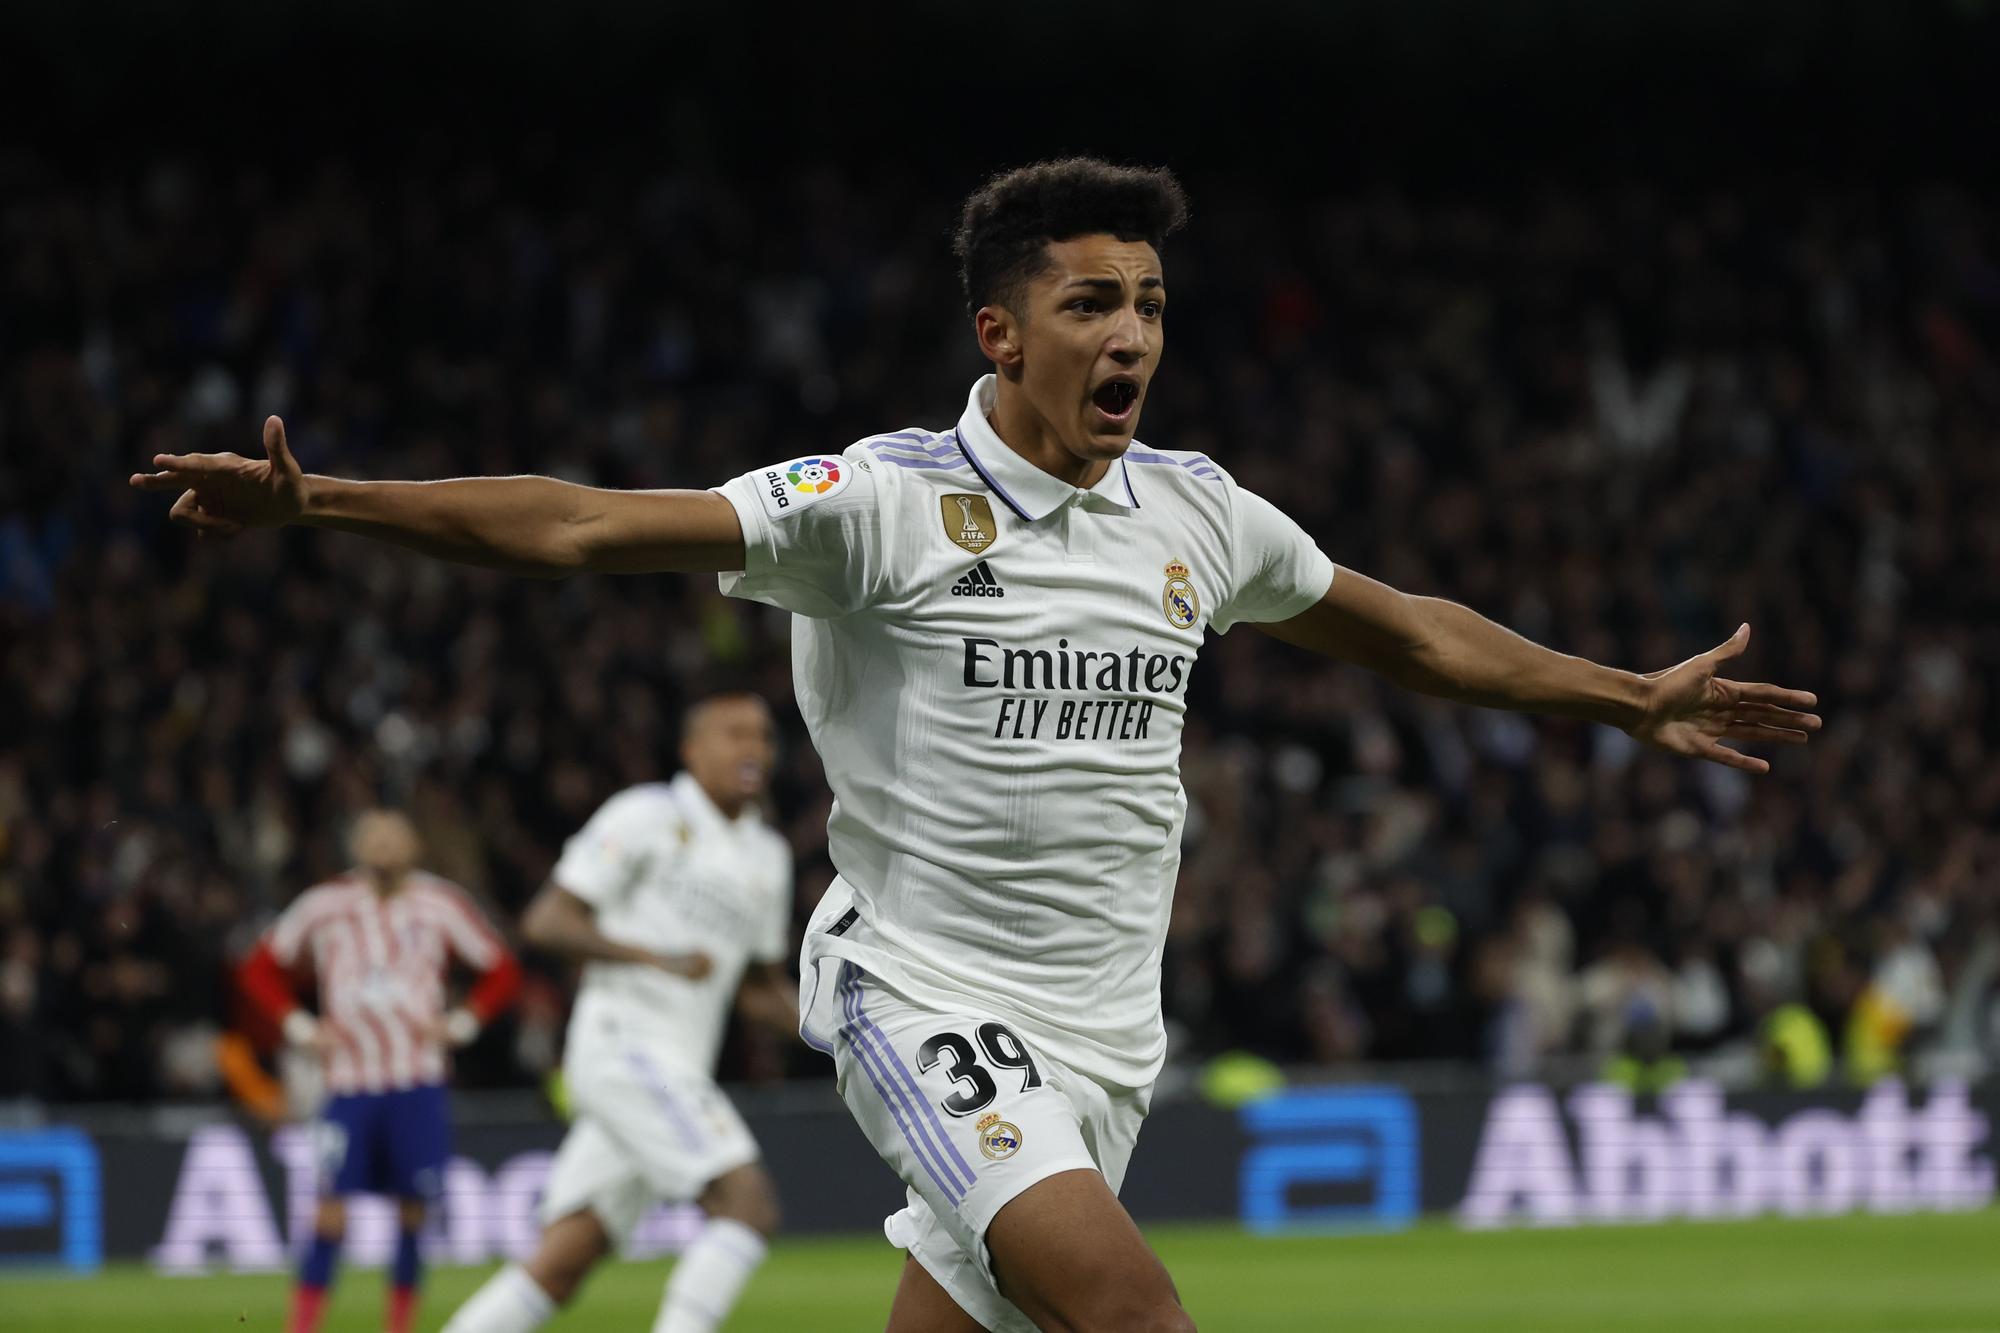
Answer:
[
  {"left": 139, "top": 158, "right": 1822, "bottom": 1332},
  {"left": 239, "top": 809, "right": 521, "bottom": 1333},
  {"left": 442, "top": 691, "right": 797, "bottom": 1333}
]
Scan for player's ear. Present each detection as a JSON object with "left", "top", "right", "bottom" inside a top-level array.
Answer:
[{"left": 974, "top": 305, "right": 1023, "bottom": 369}]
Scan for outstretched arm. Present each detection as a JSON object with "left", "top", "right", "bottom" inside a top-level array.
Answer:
[
  {"left": 129, "top": 416, "right": 745, "bottom": 577},
  {"left": 1258, "top": 567, "right": 1820, "bottom": 774}
]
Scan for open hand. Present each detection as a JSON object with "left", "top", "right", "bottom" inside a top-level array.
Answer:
[
  {"left": 129, "top": 415, "right": 307, "bottom": 538},
  {"left": 1626, "top": 624, "right": 1820, "bottom": 774}
]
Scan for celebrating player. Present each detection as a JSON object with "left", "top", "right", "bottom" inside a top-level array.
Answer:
[
  {"left": 140, "top": 158, "right": 1821, "bottom": 1332},
  {"left": 237, "top": 808, "right": 520, "bottom": 1333},
  {"left": 442, "top": 691, "right": 796, "bottom": 1333}
]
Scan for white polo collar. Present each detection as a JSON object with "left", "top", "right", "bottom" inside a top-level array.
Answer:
[
  {"left": 670, "top": 771, "right": 756, "bottom": 833},
  {"left": 954, "top": 375, "right": 1140, "bottom": 522}
]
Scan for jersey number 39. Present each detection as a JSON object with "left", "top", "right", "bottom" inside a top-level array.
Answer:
[{"left": 917, "top": 1023, "right": 1043, "bottom": 1118}]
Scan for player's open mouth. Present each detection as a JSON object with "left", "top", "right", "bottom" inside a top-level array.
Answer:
[{"left": 1091, "top": 377, "right": 1140, "bottom": 424}]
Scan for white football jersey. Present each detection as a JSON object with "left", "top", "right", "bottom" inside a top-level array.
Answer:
[
  {"left": 716, "top": 375, "right": 1334, "bottom": 1087},
  {"left": 551, "top": 773, "right": 792, "bottom": 1075}
]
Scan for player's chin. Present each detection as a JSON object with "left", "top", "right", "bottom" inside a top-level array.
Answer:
[{"left": 1080, "top": 408, "right": 1142, "bottom": 455}]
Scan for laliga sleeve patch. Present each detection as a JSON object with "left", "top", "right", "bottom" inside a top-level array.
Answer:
[{"left": 757, "top": 456, "right": 850, "bottom": 519}]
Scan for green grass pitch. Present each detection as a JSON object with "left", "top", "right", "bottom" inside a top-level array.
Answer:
[{"left": 11, "top": 1212, "right": 2000, "bottom": 1331}]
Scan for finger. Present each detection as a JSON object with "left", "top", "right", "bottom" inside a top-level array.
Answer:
[
  {"left": 1708, "top": 623, "right": 1751, "bottom": 664},
  {"left": 1730, "top": 702, "right": 1821, "bottom": 730},
  {"left": 130, "top": 471, "right": 192, "bottom": 491},
  {"left": 263, "top": 415, "right": 300, "bottom": 477},
  {"left": 148, "top": 453, "right": 241, "bottom": 476},
  {"left": 1721, "top": 723, "right": 1811, "bottom": 746},
  {"left": 171, "top": 491, "right": 242, "bottom": 534},
  {"left": 1725, "top": 681, "right": 1819, "bottom": 710},
  {"left": 1698, "top": 738, "right": 1770, "bottom": 774}
]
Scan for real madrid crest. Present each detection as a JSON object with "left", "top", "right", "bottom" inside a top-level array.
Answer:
[
  {"left": 941, "top": 494, "right": 998, "bottom": 555},
  {"left": 976, "top": 1112, "right": 1022, "bottom": 1161},
  {"left": 1162, "top": 560, "right": 1200, "bottom": 630}
]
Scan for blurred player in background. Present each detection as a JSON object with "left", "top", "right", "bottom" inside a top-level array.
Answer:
[
  {"left": 140, "top": 158, "right": 1821, "bottom": 1332},
  {"left": 238, "top": 809, "right": 521, "bottom": 1333},
  {"left": 443, "top": 691, "right": 797, "bottom": 1333}
]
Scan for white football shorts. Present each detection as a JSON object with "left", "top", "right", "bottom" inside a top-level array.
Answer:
[
  {"left": 539, "top": 1036, "right": 761, "bottom": 1246},
  {"left": 802, "top": 956, "right": 1152, "bottom": 1333}
]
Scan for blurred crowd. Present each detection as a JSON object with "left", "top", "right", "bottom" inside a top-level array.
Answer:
[{"left": 3, "top": 144, "right": 1998, "bottom": 1103}]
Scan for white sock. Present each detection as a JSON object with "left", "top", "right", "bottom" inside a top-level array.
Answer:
[
  {"left": 441, "top": 1263, "right": 557, "bottom": 1333},
  {"left": 653, "top": 1218, "right": 769, "bottom": 1333}
]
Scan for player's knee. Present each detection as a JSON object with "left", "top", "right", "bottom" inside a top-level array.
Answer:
[
  {"left": 1071, "top": 1299, "right": 1194, "bottom": 1333},
  {"left": 313, "top": 1199, "right": 347, "bottom": 1240},
  {"left": 397, "top": 1199, "right": 428, "bottom": 1231},
  {"left": 722, "top": 1184, "right": 781, "bottom": 1240},
  {"left": 535, "top": 1261, "right": 589, "bottom": 1307},
  {"left": 1033, "top": 1277, "right": 1192, "bottom": 1333},
  {"left": 527, "top": 1209, "right": 611, "bottom": 1305},
  {"left": 702, "top": 1167, "right": 781, "bottom": 1238}
]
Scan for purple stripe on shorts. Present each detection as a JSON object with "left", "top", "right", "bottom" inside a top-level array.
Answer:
[
  {"left": 625, "top": 1049, "right": 704, "bottom": 1151},
  {"left": 848, "top": 969, "right": 981, "bottom": 1190},
  {"left": 839, "top": 965, "right": 968, "bottom": 1199},
  {"left": 837, "top": 964, "right": 971, "bottom": 1201}
]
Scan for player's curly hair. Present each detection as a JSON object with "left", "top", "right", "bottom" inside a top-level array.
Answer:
[{"left": 953, "top": 158, "right": 1189, "bottom": 315}]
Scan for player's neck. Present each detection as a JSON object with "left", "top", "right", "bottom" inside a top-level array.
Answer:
[
  {"left": 364, "top": 870, "right": 407, "bottom": 897},
  {"left": 987, "top": 386, "right": 1109, "bottom": 491},
  {"left": 693, "top": 773, "right": 749, "bottom": 821}
]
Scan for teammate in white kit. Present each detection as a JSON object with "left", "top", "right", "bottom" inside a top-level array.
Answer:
[
  {"left": 137, "top": 157, "right": 1822, "bottom": 1332},
  {"left": 443, "top": 692, "right": 796, "bottom": 1333}
]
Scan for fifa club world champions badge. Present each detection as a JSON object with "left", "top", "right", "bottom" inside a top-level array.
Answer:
[{"left": 941, "top": 494, "right": 998, "bottom": 554}]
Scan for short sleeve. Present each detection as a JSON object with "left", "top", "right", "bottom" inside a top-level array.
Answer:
[
  {"left": 1209, "top": 483, "right": 1337, "bottom": 632},
  {"left": 714, "top": 449, "right": 893, "bottom": 619},
  {"left": 265, "top": 890, "right": 327, "bottom": 967},
  {"left": 425, "top": 882, "right": 505, "bottom": 969},
  {"left": 551, "top": 789, "right": 665, "bottom": 910},
  {"left": 753, "top": 840, "right": 792, "bottom": 965}
]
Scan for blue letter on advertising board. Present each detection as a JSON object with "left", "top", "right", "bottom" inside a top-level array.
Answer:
[
  {"left": 0, "top": 1127, "right": 102, "bottom": 1271},
  {"left": 1239, "top": 1087, "right": 1418, "bottom": 1233}
]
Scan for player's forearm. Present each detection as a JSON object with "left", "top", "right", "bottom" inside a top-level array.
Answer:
[
  {"left": 740, "top": 982, "right": 800, "bottom": 1036},
  {"left": 299, "top": 475, "right": 745, "bottom": 577},
  {"left": 519, "top": 909, "right": 657, "bottom": 967},
  {"left": 1391, "top": 596, "right": 1648, "bottom": 727},
  {"left": 237, "top": 944, "right": 299, "bottom": 1022}
]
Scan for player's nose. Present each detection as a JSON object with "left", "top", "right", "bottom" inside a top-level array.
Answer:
[{"left": 1105, "top": 311, "right": 1151, "bottom": 364}]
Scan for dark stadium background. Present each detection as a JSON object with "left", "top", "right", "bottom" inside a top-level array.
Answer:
[{"left": 3, "top": 0, "right": 1999, "bottom": 1262}]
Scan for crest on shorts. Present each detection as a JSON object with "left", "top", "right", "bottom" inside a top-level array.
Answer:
[
  {"left": 976, "top": 1112, "right": 1022, "bottom": 1161},
  {"left": 941, "top": 495, "right": 998, "bottom": 555},
  {"left": 1162, "top": 560, "right": 1200, "bottom": 630}
]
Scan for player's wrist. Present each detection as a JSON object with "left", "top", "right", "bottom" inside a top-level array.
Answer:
[
  {"left": 444, "top": 1007, "right": 481, "bottom": 1046},
  {"left": 296, "top": 473, "right": 339, "bottom": 525},
  {"left": 1616, "top": 669, "right": 1664, "bottom": 733}
]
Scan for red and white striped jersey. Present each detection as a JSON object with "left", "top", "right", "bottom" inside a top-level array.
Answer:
[{"left": 263, "top": 872, "right": 507, "bottom": 1095}]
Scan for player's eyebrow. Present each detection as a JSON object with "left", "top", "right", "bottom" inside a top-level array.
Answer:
[{"left": 1062, "top": 276, "right": 1165, "bottom": 291}]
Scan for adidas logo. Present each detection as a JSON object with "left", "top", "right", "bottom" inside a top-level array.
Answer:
[{"left": 950, "top": 561, "right": 1006, "bottom": 598}]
